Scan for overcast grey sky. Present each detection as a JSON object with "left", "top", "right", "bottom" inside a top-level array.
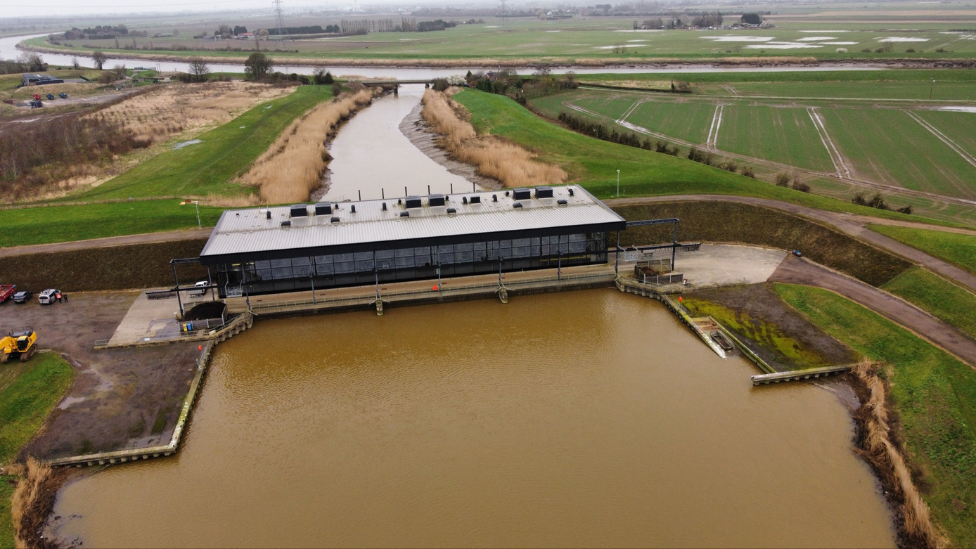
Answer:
[{"left": 0, "top": 0, "right": 483, "bottom": 20}]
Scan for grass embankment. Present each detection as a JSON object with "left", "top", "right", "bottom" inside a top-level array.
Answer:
[
  {"left": 0, "top": 353, "right": 75, "bottom": 548},
  {"left": 0, "top": 200, "right": 221, "bottom": 248},
  {"left": 73, "top": 84, "right": 333, "bottom": 201},
  {"left": 241, "top": 88, "right": 374, "bottom": 203},
  {"left": 422, "top": 89, "right": 566, "bottom": 188},
  {"left": 774, "top": 284, "right": 976, "bottom": 547},
  {"left": 870, "top": 224, "right": 976, "bottom": 274},
  {"left": 452, "top": 89, "right": 943, "bottom": 224},
  {"left": 883, "top": 267, "right": 976, "bottom": 340},
  {"left": 612, "top": 202, "right": 911, "bottom": 287}
]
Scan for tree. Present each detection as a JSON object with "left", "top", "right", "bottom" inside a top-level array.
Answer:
[
  {"left": 18, "top": 52, "right": 44, "bottom": 72},
  {"left": 313, "top": 67, "right": 333, "bottom": 85},
  {"left": 92, "top": 50, "right": 108, "bottom": 70},
  {"left": 218, "top": 24, "right": 232, "bottom": 38},
  {"left": 72, "top": 57, "right": 80, "bottom": 70},
  {"left": 244, "top": 52, "right": 272, "bottom": 80},
  {"left": 740, "top": 13, "right": 762, "bottom": 25},
  {"left": 188, "top": 57, "right": 210, "bottom": 82}
]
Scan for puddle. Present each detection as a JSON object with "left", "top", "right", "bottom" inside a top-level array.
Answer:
[{"left": 172, "top": 139, "right": 202, "bottom": 150}]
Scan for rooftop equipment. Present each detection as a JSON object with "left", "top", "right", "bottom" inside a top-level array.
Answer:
[
  {"left": 447, "top": 207, "right": 457, "bottom": 215},
  {"left": 315, "top": 203, "right": 332, "bottom": 215},
  {"left": 513, "top": 188, "right": 531, "bottom": 200},
  {"left": 266, "top": 211, "right": 271, "bottom": 220},
  {"left": 429, "top": 194, "right": 446, "bottom": 207},
  {"left": 534, "top": 186, "right": 554, "bottom": 199},
  {"left": 400, "top": 212, "right": 410, "bottom": 217},
  {"left": 330, "top": 217, "right": 340, "bottom": 224},
  {"left": 470, "top": 196, "right": 481, "bottom": 204},
  {"left": 513, "top": 202, "right": 523, "bottom": 209},
  {"left": 405, "top": 196, "right": 423, "bottom": 209},
  {"left": 281, "top": 220, "right": 291, "bottom": 227},
  {"left": 557, "top": 199, "right": 568, "bottom": 206},
  {"left": 290, "top": 205, "right": 308, "bottom": 218},
  {"left": 568, "top": 188, "right": 575, "bottom": 197}
]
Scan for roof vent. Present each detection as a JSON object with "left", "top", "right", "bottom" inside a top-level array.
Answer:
[
  {"left": 400, "top": 211, "right": 410, "bottom": 218},
  {"left": 513, "top": 188, "right": 531, "bottom": 200},
  {"left": 462, "top": 196, "right": 468, "bottom": 205},
  {"left": 447, "top": 207, "right": 457, "bottom": 215},
  {"left": 405, "top": 196, "right": 422, "bottom": 209},
  {"left": 504, "top": 191, "right": 510, "bottom": 197},
  {"left": 265, "top": 211, "right": 271, "bottom": 220},
  {"left": 568, "top": 188, "right": 575, "bottom": 197},
  {"left": 314, "top": 203, "right": 332, "bottom": 215},
  {"left": 351, "top": 205, "right": 356, "bottom": 213},
  {"left": 330, "top": 216, "right": 340, "bottom": 224},
  {"left": 281, "top": 220, "right": 291, "bottom": 227},
  {"left": 470, "top": 196, "right": 481, "bottom": 204},
  {"left": 513, "top": 202, "right": 523, "bottom": 209},
  {"left": 534, "top": 186, "right": 553, "bottom": 199},
  {"left": 492, "top": 194, "right": 498, "bottom": 202},
  {"left": 290, "top": 204, "right": 308, "bottom": 218},
  {"left": 557, "top": 199, "right": 568, "bottom": 206},
  {"left": 382, "top": 202, "right": 387, "bottom": 211},
  {"left": 429, "top": 194, "right": 446, "bottom": 207}
]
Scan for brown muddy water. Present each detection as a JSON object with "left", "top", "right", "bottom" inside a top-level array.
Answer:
[
  {"left": 321, "top": 85, "right": 485, "bottom": 202},
  {"left": 52, "top": 290, "right": 895, "bottom": 548}
]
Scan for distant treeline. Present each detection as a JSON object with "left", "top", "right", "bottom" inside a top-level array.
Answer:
[
  {"left": 337, "top": 18, "right": 459, "bottom": 33},
  {"left": 63, "top": 25, "right": 147, "bottom": 39},
  {"left": 268, "top": 25, "right": 338, "bottom": 35}
]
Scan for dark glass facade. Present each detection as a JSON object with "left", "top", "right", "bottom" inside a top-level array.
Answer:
[{"left": 214, "top": 232, "right": 608, "bottom": 297}]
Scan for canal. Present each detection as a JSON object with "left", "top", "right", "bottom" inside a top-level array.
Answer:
[{"left": 52, "top": 291, "right": 895, "bottom": 547}]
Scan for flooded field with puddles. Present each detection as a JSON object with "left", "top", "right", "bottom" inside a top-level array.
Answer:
[{"left": 53, "top": 290, "right": 895, "bottom": 547}]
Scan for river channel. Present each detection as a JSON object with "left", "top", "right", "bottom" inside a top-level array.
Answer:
[{"left": 52, "top": 291, "right": 894, "bottom": 547}]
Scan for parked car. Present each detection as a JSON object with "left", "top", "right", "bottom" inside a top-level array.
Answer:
[
  {"left": 46, "top": 94, "right": 55, "bottom": 100},
  {"left": 189, "top": 280, "right": 208, "bottom": 297},
  {"left": 58, "top": 92, "right": 67, "bottom": 99},
  {"left": 0, "top": 285, "right": 14, "bottom": 303},
  {"left": 38, "top": 289, "right": 63, "bottom": 305},
  {"left": 13, "top": 290, "right": 32, "bottom": 304}
]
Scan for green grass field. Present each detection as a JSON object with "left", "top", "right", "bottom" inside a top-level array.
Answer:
[
  {"left": 819, "top": 108, "right": 976, "bottom": 199},
  {"left": 774, "top": 283, "right": 976, "bottom": 547},
  {"left": 717, "top": 105, "right": 836, "bottom": 171},
  {"left": 869, "top": 224, "right": 976, "bottom": 273},
  {"left": 0, "top": 200, "right": 223, "bottom": 247},
  {"left": 25, "top": 14, "right": 976, "bottom": 62},
  {"left": 625, "top": 99, "right": 715, "bottom": 144},
  {"left": 703, "top": 80, "right": 976, "bottom": 101},
  {"left": 882, "top": 267, "right": 976, "bottom": 340},
  {"left": 455, "top": 89, "right": 937, "bottom": 223},
  {"left": 71, "top": 84, "right": 333, "bottom": 200},
  {"left": 0, "top": 352, "right": 74, "bottom": 549},
  {"left": 917, "top": 110, "right": 976, "bottom": 157}
]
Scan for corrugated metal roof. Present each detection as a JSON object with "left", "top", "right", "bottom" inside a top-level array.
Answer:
[{"left": 201, "top": 185, "right": 622, "bottom": 259}]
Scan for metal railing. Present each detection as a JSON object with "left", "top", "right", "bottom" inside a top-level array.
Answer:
[{"left": 248, "top": 272, "right": 614, "bottom": 313}]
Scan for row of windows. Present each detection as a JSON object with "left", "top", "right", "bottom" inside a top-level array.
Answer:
[{"left": 221, "top": 233, "right": 606, "bottom": 282}]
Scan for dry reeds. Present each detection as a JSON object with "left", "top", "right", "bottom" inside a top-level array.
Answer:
[
  {"left": 239, "top": 89, "right": 377, "bottom": 203},
  {"left": 11, "top": 457, "right": 57, "bottom": 549},
  {"left": 421, "top": 89, "right": 566, "bottom": 188},
  {"left": 851, "top": 361, "right": 947, "bottom": 548}
]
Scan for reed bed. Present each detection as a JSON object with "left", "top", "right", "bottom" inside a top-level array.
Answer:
[
  {"left": 421, "top": 89, "right": 566, "bottom": 188},
  {"left": 239, "top": 89, "right": 378, "bottom": 204},
  {"left": 10, "top": 457, "right": 58, "bottom": 549},
  {"left": 852, "top": 361, "right": 947, "bottom": 548}
]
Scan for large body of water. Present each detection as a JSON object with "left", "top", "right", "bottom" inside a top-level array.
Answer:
[
  {"left": 52, "top": 291, "right": 895, "bottom": 547},
  {"left": 0, "top": 34, "right": 885, "bottom": 79},
  {"left": 322, "top": 85, "right": 482, "bottom": 202}
]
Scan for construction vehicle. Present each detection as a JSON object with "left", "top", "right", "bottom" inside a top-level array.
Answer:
[
  {"left": 0, "top": 329, "right": 37, "bottom": 363},
  {"left": 29, "top": 100, "right": 42, "bottom": 109},
  {"left": 0, "top": 285, "right": 14, "bottom": 304}
]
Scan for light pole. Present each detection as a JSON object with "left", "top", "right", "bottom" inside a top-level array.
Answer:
[
  {"left": 616, "top": 169, "right": 621, "bottom": 196},
  {"left": 930, "top": 79, "right": 935, "bottom": 100}
]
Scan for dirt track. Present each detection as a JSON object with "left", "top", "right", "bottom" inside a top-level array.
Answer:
[{"left": 769, "top": 255, "right": 976, "bottom": 366}]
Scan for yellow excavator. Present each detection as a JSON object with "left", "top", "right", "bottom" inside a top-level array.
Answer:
[{"left": 1, "top": 328, "right": 37, "bottom": 363}]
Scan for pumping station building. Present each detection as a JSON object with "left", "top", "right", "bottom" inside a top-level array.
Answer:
[{"left": 198, "top": 185, "right": 626, "bottom": 298}]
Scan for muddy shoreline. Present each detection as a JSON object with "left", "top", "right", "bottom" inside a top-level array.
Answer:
[{"left": 18, "top": 42, "right": 976, "bottom": 71}]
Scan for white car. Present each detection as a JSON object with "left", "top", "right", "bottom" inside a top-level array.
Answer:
[
  {"left": 189, "top": 281, "right": 209, "bottom": 297},
  {"left": 38, "top": 288, "right": 62, "bottom": 305}
]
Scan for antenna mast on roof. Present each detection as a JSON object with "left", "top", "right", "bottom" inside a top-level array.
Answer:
[{"left": 273, "top": 0, "right": 286, "bottom": 40}]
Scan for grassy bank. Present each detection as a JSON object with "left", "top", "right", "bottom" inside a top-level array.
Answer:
[
  {"left": 774, "top": 284, "right": 976, "bottom": 547},
  {"left": 0, "top": 200, "right": 221, "bottom": 248},
  {"left": 0, "top": 353, "right": 74, "bottom": 549},
  {"left": 612, "top": 202, "right": 911, "bottom": 287},
  {"left": 870, "top": 224, "right": 976, "bottom": 274},
  {"left": 452, "top": 89, "right": 942, "bottom": 224},
  {"left": 72, "top": 84, "right": 333, "bottom": 201},
  {"left": 882, "top": 267, "right": 976, "bottom": 340}
]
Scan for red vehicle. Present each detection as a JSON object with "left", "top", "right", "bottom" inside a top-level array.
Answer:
[
  {"left": 0, "top": 285, "right": 15, "bottom": 304},
  {"left": 32, "top": 94, "right": 41, "bottom": 101}
]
